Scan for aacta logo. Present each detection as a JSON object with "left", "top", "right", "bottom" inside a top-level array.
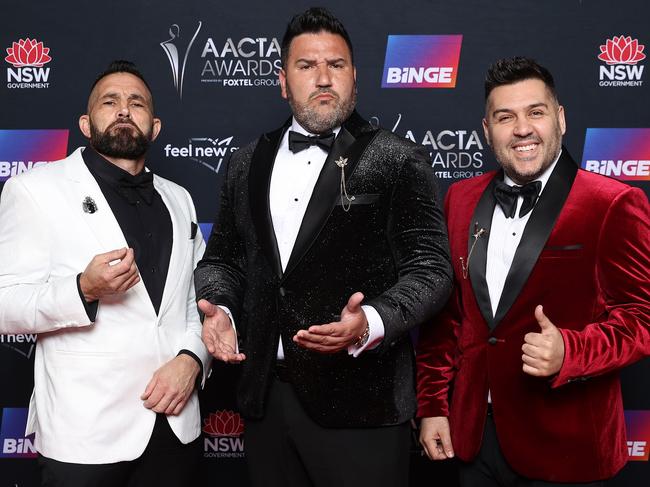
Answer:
[
  {"left": 598, "top": 35, "right": 645, "bottom": 87},
  {"left": 5, "top": 38, "right": 52, "bottom": 89},
  {"left": 203, "top": 410, "right": 245, "bottom": 458},
  {"left": 0, "top": 408, "right": 36, "bottom": 458}
]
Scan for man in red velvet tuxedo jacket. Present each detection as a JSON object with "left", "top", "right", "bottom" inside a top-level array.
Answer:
[{"left": 416, "top": 57, "right": 650, "bottom": 486}]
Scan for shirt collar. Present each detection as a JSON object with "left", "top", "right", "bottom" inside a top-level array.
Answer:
[
  {"left": 290, "top": 117, "right": 341, "bottom": 138},
  {"left": 503, "top": 149, "right": 562, "bottom": 196},
  {"left": 82, "top": 146, "right": 149, "bottom": 188}
]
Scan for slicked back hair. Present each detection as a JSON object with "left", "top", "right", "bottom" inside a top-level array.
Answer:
[
  {"left": 485, "top": 57, "right": 558, "bottom": 102},
  {"left": 281, "top": 7, "right": 353, "bottom": 68}
]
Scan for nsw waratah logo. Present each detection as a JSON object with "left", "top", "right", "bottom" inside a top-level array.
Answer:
[
  {"left": 5, "top": 38, "right": 51, "bottom": 67},
  {"left": 381, "top": 35, "right": 462, "bottom": 89},
  {"left": 598, "top": 35, "right": 645, "bottom": 87},
  {"left": 5, "top": 38, "right": 53, "bottom": 89},
  {"left": 203, "top": 410, "right": 244, "bottom": 437}
]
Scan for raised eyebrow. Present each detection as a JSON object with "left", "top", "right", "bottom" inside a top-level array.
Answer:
[{"left": 128, "top": 94, "right": 147, "bottom": 103}]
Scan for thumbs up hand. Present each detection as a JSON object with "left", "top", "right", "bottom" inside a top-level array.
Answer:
[{"left": 521, "top": 305, "right": 565, "bottom": 377}]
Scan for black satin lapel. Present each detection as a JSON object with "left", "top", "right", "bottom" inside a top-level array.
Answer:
[
  {"left": 468, "top": 175, "right": 499, "bottom": 328},
  {"left": 493, "top": 152, "right": 579, "bottom": 327},
  {"left": 249, "top": 126, "right": 286, "bottom": 278},
  {"left": 283, "top": 127, "right": 376, "bottom": 278}
]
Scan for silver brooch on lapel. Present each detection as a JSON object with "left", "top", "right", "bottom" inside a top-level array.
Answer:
[
  {"left": 335, "top": 157, "right": 355, "bottom": 211},
  {"left": 82, "top": 196, "right": 98, "bottom": 214}
]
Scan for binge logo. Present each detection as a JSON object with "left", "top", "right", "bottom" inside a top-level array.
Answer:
[
  {"left": 0, "top": 408, "right": 36, "bottom": 458},
  {"left": 4, "top": 38, "right": 53, "bottom": 89},
  {"left": 0, "top": 129, "right": 69, "bottom": 182},
  {"left": 381, "top": 35, "right": 462, "bottom": 88},
  {"left": 626, "top": 410, "right": 650, "bottom": 461},
  {"left": 203, "top": 410, "right": 245, "bottom": 458},
  {"left": 598, "top": 35, "right": 645, "bottom": 87},
  {"left": 581, "top": 128, "right": 650, "bottom": 180}
]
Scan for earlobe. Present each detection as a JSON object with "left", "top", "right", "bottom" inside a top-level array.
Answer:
[
  {"left": 279, "top": 69, "right": 288, "bottom": 99},
  {"left": 151, "top": 118, "right": 162, "bottom": 141},
  {"left": 79, "top": 115, "right": 91, "bottom": 138}
]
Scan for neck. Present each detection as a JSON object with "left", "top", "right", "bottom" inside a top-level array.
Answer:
[{"left": 98, "top": 153, "right": 145, "bottom": 175}]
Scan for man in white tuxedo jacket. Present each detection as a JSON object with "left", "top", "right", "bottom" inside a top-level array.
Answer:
[{"left": 0, "top": 61, "right": 210, "bottom": 487}]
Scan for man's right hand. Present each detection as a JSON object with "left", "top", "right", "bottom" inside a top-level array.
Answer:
[
  {"left": 419, "top": 416, "right": 454, "bottom": 460},
  {"left": 198, "top": 299, "right": 246, "bottom": 363},
  {"left": 79, "top": 248, "right": 140, "bottom": 302}
]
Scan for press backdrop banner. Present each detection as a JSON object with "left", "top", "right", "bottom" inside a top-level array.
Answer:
[{"left": 1, "top": 1, "right": 649, "bottom": 485}]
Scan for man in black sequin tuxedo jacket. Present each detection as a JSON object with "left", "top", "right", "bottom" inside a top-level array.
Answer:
[{"left": 195, "top": 7, "right": 453, "bottom": 486}]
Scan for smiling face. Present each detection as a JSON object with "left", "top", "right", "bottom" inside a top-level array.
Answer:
[
  {"left": 279, "top": 31, "right": 356, "bottom": 134},
  {"left": 482, "top": 78, "right": 566, "bottom": 184},
  {"left": 79, "top": 72, "right": 161, "bottom": 160}
]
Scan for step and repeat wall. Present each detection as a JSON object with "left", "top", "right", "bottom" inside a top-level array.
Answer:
[{"left": 1, "top": 0, "right": 649, "bottom": 485}]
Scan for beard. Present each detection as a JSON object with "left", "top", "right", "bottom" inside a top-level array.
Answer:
[
  {"left": 287, "top": 85, "right": 356, "bottom": 134},
  {"left": 494, "top": 122, "right": 563, "bottom": 185},
  {"left": 89, "top": 118, "right": 152, "bottom": 160}
]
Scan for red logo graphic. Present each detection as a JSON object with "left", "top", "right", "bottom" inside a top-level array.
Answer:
[
  {"left": 598, "top": 36, "right": 646, "bottom": 65},
  {"left": 203, "top": 410, "right": 244, "bottom": 437},
  {"left": 5, "top": 38, "right": 52, "bottom": 68}
]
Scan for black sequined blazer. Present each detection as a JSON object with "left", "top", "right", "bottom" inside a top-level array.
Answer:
[{"left": 195, "top": 111, "right": 452, "bottom": 427}]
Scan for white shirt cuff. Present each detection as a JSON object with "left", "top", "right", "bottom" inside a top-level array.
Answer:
[
  {"left": 217, "top": 305, "right": 239, "bottom": 354},
  {"left": 348, "top": 305, "right": 385, "bottom": 357}
]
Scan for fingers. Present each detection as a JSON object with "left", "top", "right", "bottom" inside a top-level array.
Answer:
[
  {"left": 99, "top": 247, "right": 128, "bottom": 263},
  {"left": 344, "top": 292, "right": 364, "bottom": 314},
  {"left": 293, "top": 328, "right": 350, "bottom": 353},
  {"left": 535, "top": 304, "right": 554, "bottom": 332},
  {"left": 419, "top": 417, "right": 454, "bottom": 461},
  {"left": 198, "top": 299, "right": 218, "bottom": 317}
]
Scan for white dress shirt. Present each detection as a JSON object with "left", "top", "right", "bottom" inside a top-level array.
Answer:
[
  {"left": 486, "top": 151, "right": 560, "bottom": 402},
  {"left": 224, "top": 118, "right": 384, "bottom": 358}
]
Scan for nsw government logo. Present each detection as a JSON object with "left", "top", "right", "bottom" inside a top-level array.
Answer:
[
  {"left": 626, "top": 410, "right": 650, "bottom": 461},
  {"left": 597, "top": 35, "right": 645, "bottom": 87},
  {"left": 381, "top": 35, "right": 462, "bottom": 88},
  {"left": 0, "top": 129, "right": 69, "bottom": 182},
  {"left": 203, "top": 410, "right": 245, "bottom": 458},
  {"left": 0, "top": 408, "right": 36, "bottom": 458},
  {"left": 581, "top": 128, "right": 650, "bottom": 181},
  {"left": 5, "top": 38, "right": 53, "bottom": 89}
]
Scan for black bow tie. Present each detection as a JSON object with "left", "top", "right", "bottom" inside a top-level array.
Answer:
[
  {"left": 288, "top": 130, "right": 335, "bottom": 154},
  {"left": 118, "top": 171, "right": 154, "bottom": 205},
  {"left": 493, "top": 179, "right": 542, "bottom": 219}
]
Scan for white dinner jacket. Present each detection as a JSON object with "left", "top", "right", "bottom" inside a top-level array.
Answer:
[{"left": 0, "top": 147, "right": 209, "bottom": 464}]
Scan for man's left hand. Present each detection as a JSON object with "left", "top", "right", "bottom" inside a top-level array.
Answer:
[
  {"left": 522, "top": 305, "right": 565, "bottom": 377},
  {"left": 141, "top": 354, "right": 200, "bottom": 415},
  {"left": 293, "top": 292, "right": 368, "bottom": 353}
]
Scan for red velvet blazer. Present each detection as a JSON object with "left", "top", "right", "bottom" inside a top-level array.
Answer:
[{"left": 417, "top": 152, "right": 650, "bottom": 482}]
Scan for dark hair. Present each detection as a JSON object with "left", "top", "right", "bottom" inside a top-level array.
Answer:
[
  {"left": 485, "top": 57, "right": 557, "bottom": 101},
  {"left": 281, "top": 7, "right": 353, "bottom": 67},
  {"left": 90, "top": 60, "right": 152, "bottom": 94}
]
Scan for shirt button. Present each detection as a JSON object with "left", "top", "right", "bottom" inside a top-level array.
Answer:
[
  {"left": 147, "top": 232, "right": 153, "bottom": 238},
  {"left": 488, "top": 337, "right": 498, "bottom": 345},
  {"left": 150, "top": 267, "right": 156, "bottom": 273}
]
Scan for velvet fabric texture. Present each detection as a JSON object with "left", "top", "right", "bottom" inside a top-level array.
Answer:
[
  {"left": 196, "top": 111, "right": 453, "bottom": 428},
  {"left": 416, "top": 152, "right": 650, "bottom": 482}
]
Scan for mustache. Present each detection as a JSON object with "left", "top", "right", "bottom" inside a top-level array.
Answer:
[
  {"left": 107, "top": 119, "right": 143, "bottom": 135},
  {"left": 509, "top": 136, "right": 541, "bottom": 147},
  {"left": 309, "top": 88, "right": 339, "bottom": 101}
]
